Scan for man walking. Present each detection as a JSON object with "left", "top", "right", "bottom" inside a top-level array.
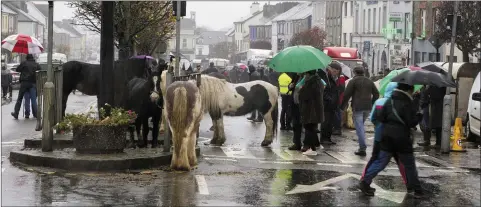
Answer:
[
  {"left": 278, "top": 72, "right": 293, "bottom": 130},
  {"left": 11, "top": 54, "right": 40, "bottom": 119},
  {"left": 341, "top": 66, "right": 379, "bottom": 156},
  {"left": 417, "top": 85, "right": 446, "bottom": 148}
]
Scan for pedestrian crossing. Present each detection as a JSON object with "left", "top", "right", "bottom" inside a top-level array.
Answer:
[{"left": 200, "top": 144, "right": 457, "bottom": 170}]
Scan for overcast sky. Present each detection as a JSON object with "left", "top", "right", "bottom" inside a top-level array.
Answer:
[{"left": 34, "top": 1, "right": 270, "bottom": 31}]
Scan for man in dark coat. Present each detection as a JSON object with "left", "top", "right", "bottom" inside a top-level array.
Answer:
[
  {"left": 417, "top": 85, "right": 446, "bottom": 147},
  {"left": 201, "top": 62, "right": 218, "bottom": 74},
  {"left": 267, "top": 68, "right": 280, "bottom": 88},
  {"left": 360, "top": 83, "right": 424, "bottom": 198},
  {"left": 11, "top": 54, "right": 41, "bottom": 119},
  {"left": 319, "top": 63, "right": 342, "bottom": 145},
  {"left": 298, "top": 70, "right": 324, "bottom": 155},
  {"left": 342, "top": 66, "right": 379, "bottom": 156},
  {"left": 288, "top": 73, "right": 303, "bottom": 151},
  {"left": 247, "top": 68, "right": 263, "bottom": 122},
  {"left": 1, "top": 62, "right": 13, "bottom": 99}
]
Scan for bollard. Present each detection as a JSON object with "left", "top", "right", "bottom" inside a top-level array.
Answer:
[
  {"left": 42, "top": 82, "right": 55, "bottom": 152},
  {"left": 441, "top": 95, "right": 452, "bottom": 153},
  {"left": 163, "top": 71, "right": 173, "bottom": 153}
]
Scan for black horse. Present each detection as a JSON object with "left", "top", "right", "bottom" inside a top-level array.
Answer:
[
  {"left": 61, "top": 58, "right": 152, "bottom": 117},
  {"left": 127, "top": 61, "right": 166, "bottom": 148}
]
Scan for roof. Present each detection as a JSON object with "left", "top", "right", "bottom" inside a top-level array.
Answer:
[
  {"left": 53, "top": 22, "right": 78, "bottom": 38},
  {"left": 198, "top": 31, "right": 226, "bottom": 45},
  {"left": 285, "top": 4, "right": 312, "bottom": 21},
  {"left": 225, "top": 27, "right": 235, "bottom": 36},
  {"left": 272, "top": 2, "right": 311, "bottom": 22},
  {"left": 234, "top": 11, "right": 262, "bottom": 23},
  {"left": 181, "top": 18, "right": 196, "bottom": 30},
  {"left": 3, "top": 2, "right": 42, "bottom": 24},
  {"left": 33, "top": 3, "right": 48, "bottom": 18},
  {"left": 54, "top": 20, "right": 83, "bottom": 37},
  {"left": 1, "top": 3, "right": 17, "bottom": 15}
]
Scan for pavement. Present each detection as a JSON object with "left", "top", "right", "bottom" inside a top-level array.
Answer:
[{"left": 2, "top": 100, "right": 481, "bottom": 206}]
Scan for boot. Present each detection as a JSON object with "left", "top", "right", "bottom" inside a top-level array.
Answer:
[
  {"left": 359, "top": 181, "right": 375, "bottom": 196},
  {"left": 417, "top": 141, "right": 431, "bottom": 147},
  {"left": 11, "top": 112, "right": 18, "bottom": 120},
  {"left": 288, "top": 144, "right": 301, "bottom": 151},
  {"left": 332, "top": 128, "right": 342, "bottom": 135}
]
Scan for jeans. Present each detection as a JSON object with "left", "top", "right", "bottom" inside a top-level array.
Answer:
[
  {"left": 321, "top": 110, "right": 335, "bottom": 141},
  {"left": 334, "top": 108, "right": 342, "bottom": 129},
  {"left": 14, "top": 82, "right": 37, "bottom": 117},
  {"left": 353, "top": 110, "right": 370, "bottom": 151},
  {"left": 361, "top": 150, "right": 421, "bottom": 191}
]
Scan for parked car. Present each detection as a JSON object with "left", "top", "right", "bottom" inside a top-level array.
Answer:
[
  {"left": 466, "top": 72, "right": 480, "bottom": 141},
  {"left": 6, "top": 63, "right": 20, "bottom": 84}
]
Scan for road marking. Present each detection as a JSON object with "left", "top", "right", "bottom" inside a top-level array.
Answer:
[
  {"left": 316, "top": 163, "right": 353, "bottom": 167},
  {"left": 258, "top": 160, "right": 293, "bottom": 164},
  {"left": 325, "top": 151, "right": 367, "bottom": 164},
  {"left": 389, "top": 159, "right": 432, "bottom": 168},
  {"left": 195, "top": 175, "right": 210, "bottom": 195},
  {"left": 367, "top": 136, "right": 374, "bottom": 140},
  {"left": 204, "top": 157, "right": 237, "bottom": 162},
  {"left": 271, "top": 149, "right": 314, "bottom": 161},
  {"left": 198, "top": 137, "right": 212, "bottom": 144},
  {"left": 221, "top": 147, "right": 256, "bottom": 159},
  {"left": 434, "top": 169, "right": 469, "bottom": 173},
  {"left": 201, "top": 154, "right": 265, "bottom": 160},
  {"left": 286, "top": 173, "right": 406, "bottom": 204}
]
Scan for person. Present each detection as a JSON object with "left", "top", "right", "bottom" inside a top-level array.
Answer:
[
  {"left": 278, "top": 72, "right": 293, "bottom": 130},
  {"left": 298, "top": 70, "right": 324, "bottom": 155},
  {"left": 417, "top": 85, "right": 446, "bottom": 148},
  {"left": 247, "top": 66, "right": 263, "bottom": 122},
  {"left": 333, "top": 69, "right": 348, "bottom": 135},
  {"left": 23, "top": 91, "right": 36, "bottom": 118},
  {"left": 341, "top": 66, "right": 380, "bottom": 156},
  {"left": 267, "top": 68, "right": 280, "bottom": 88},
  {"left": 1, "top": 62, "right": 13, "bottom": 100},
  {"left": 195, "top": 65, "right": 201, "bottom": 73},
  {"left": 11, "top": 54, "right": 40, "bottom": 120},
  {"left": 201, "top": 62, "right": 218, "bottom": 74},
  {"left": 319, "top": 63, "right": 342, "bottom": 145},
  {"left": 359, "top": 83, "right": 424, "bottom": 198},
  {"left": 288, "top": 73, "right": 303, "bottom": 151}
]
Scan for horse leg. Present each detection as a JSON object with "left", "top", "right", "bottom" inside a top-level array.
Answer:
[
  {"left": 261, "top": 111, "right": 274, "bottom": 147},
  {"left": 62, "top": 92, "right": 70, "bottom": 117},
  {"left": 210, "top": 117, "right": 226, "bottom": 146},
  {"left": 135, "top": 118, "right": 143, "bottom": 147},
  {"left": 171, "top": 134, "right": 191, "bottom": 171},
  {"left": 140, "top": 117, "right": 149, "bottom": 148},
  {"left": 127, "top": 125, "right": 136, "bottom": 148},
  {"left": 188, "top": 125, "right": 198, "bottom": 167},
  {"left": 151, "top": 113, "right": 160, "bottom": 148}
]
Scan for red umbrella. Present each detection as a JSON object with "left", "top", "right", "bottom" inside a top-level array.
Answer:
[{"left": 1, "top": 34, "right": 44, "bottom": 54}]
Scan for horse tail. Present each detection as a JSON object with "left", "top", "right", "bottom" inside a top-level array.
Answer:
[
  {"left": 167, "top": 84, "right": 190, "bottom": 170},
  {"left": 271, "top": 99, "right": 279, "bottom": 138}
]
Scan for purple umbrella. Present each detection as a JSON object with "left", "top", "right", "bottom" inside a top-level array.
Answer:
[{"left": 130, "top": 55, "right": 154, "bottom": 59}]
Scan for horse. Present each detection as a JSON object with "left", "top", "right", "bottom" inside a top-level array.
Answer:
[
  {"left": 165, "top": 80, "right": 203, "bottom": 171},
  {"left": 61, "top": 58, "right": 152, "bottom": 116},
  {"left": 160, "top": 70, "right": 279, "bottom": 147}
]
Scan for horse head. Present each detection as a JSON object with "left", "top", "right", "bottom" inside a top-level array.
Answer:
[{"left": 149, "top": 61, "right": 166, "bottom": 103}]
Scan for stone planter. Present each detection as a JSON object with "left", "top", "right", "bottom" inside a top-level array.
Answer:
[{"left": 73, "top": 125, "right": 128, "bottom": 154}]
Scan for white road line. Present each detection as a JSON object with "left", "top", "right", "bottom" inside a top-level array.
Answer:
[
  {"left": 435, "top": 169, "right": 469, "bottom": 173},
  {"left": 1, "top": 141, "right": 23, "bottom": 145},
  {"left": 258, "top": 160, "right": 293, "bottom": 164},
  {"left": 201, "top": 154, "right": 265, "bottom": 160},
  {"left": 316, "top": 163, "right": 353, "bottom": 167},
  {"left": 271, "top": 149, "right": 314, "bottom": 161},
  {"left": 367, "top": 136, "right": 374, "bottom": 140},
  {"left": 195, "top": 175, "right": 210, "bottom": 195},
  {"left": 204, "top": 157, "right": 237, "bottom": 162},
  {"left": 220, "top": 147, "right": 256, "bottom": 159}
]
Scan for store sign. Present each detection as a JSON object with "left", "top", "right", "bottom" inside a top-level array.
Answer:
[
  {"left": 389, "top": 12, "right": 403, "bottom": 22},
  {"left": 366, "top": 1, "right": 378, "bottom": 5}
]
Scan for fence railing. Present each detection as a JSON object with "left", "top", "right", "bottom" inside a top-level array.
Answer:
[{"left": 35, "top": 65, "right": 63, "bottom": 131}]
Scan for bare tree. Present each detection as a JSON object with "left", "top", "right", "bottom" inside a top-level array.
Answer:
[{"left": 290, "top": 26, "right": 327, "bottom": 50}]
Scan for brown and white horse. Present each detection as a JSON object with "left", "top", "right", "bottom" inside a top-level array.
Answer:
[
  {"left": 165, "top": 80, "right": 203, "bottom": 171},
  {"left": 160, "top": 70, "right": 279, "bottom": 147}
]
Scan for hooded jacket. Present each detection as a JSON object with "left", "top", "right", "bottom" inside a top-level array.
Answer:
[
  {"left": 1, "top": 67, "right": 13, "bottom": 87},
  {"left": 370, "top": 82, "right": 397, "bottom": 142}
]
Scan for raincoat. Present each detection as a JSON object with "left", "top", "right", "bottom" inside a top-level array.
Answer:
[{"left": 370, "top": 82, "right": 398, "bottom": 142}]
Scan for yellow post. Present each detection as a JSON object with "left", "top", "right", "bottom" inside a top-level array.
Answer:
[{"left": 451, "top": 118, "right": 467, "bottom": 152}]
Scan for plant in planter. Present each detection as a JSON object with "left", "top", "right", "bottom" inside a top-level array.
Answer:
[{"left": 55, "top": 104, "right": 137, "bottom": 154}]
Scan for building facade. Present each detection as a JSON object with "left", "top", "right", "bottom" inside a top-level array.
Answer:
[
  {"left": 271, "top": 2, "right": 312, "bottom": 53},
  {"left": 341, "top": 1, "right": 354, "bottom": 47},
  {"left": 325, "top": 1, "right": 342, "bottom": 46},
  {"left": 195, "top": 30, "right": 227, "bottom": 59},
  {"left": 311, "top": 1, "right": 326, "bottom": 29},
  {"left": 167, "top": 18, "right": 197, "bottom": 61}
]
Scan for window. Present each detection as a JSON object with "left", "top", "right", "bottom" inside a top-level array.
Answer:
[
  {"left": 421, "top": 9, "right": 426, "bottom": 33},
  {"left": 350, "top": 1, "right": 353, "bottom": 16},
  {"left": 446, "top": 55, "right": 458, "bottom": 62},
  {"left": 379, "top": 7, "right": 382, "bottom": 32},
  {"left": 382, "top": 6, "right": 387, "bottom": 29},
  {"left": 344, "top": 2, "right": 348, "bottom": 16},
  {"left": 2, "top": 15, "right": 8, "bottom": 32},
  {"left": 414, "top": 51, "right": 421, "bottom": 64},
  {"left": 432, "top": 8, "right": 439, "bottom": 33},
  {"left": 343, "top": 33, "right": 347, "bottom": 46},
  {"left": 373, "top": 8, "right": 377, "bottom": 33},
  {"left": 429, "top": 53, "right": 437, "bottom": 61},
  {"left": 404, "top": 13, "right": 410, "bottom": 39},
  {"left": 182, "top": 39, "right": 187, "bottom": 48},
  {"left": 363, "top": 9, "right": 366, "bottom": 33},
  {"left": 355, "top": 10, "right": 359, "bottom": 32},
  {"left": 422, "top": 52, "right": 427, "bottom": 62},
  {"left": 368, "top": 9, "right": 371, "bottom": 32},
  {"left": 198, "top": 48, "right": 203, "bottom": 55}
]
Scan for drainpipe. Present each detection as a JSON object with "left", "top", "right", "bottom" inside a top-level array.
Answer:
[{"left": 410, "top": 1, "right": 415, "bottom": 65}]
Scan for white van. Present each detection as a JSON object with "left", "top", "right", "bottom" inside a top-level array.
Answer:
[
  {"left": 466, "top": 72, "right": 480, "bottom": 140},
  {"left": 37, "top": 53, "right": 68, "bottom": 63}
]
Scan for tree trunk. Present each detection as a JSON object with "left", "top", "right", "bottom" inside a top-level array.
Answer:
[{"left": 462, "top": 50, "right": 470, "bottom": 62}]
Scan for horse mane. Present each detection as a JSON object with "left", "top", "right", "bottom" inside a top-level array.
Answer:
[{"left": 198, "top": 75, "right": 227, "bottom": 114}]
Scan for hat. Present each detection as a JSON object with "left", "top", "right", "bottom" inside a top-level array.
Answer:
[
  {"left": 353, "top": 66, "right": 364, "bottom": 75},
  {"left": 329, "top": 62, "right": 342, "bottom": 71}
]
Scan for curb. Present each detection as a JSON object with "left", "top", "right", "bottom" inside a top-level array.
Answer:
[{"left": 10, "top": 147, "right": 200, "bottom": 171}]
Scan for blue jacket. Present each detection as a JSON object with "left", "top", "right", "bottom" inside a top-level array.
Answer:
[{"left": 370, "top": 82, "right": 398, "bottom": 142}]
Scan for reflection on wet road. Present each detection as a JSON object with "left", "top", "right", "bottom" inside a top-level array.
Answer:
[{"left": 2, "top": 114, "right": 480, "bottom": 206}]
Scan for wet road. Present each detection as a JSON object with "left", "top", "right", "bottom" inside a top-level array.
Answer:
[{"left": 2, "top": 111, "right": 481, "bottom": 206}]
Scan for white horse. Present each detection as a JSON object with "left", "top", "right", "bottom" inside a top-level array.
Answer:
[
  {"left": 165, "top": 80, "right": 203, "bottom": 171},
  {"left": 161, "top": 71, "right": 279, "bottom": 147}
]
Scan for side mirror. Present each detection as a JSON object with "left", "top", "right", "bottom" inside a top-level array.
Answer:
[{"left": 473, "top": 92, "right": 481, "bottom": 102}]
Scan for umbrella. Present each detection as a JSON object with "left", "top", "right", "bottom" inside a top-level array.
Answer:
[
  {"left": 130, "top": 55, "right": 154, "bottom": 59},
  {"left": 332, "top": 60, "right": 352, "bottom": 78},
  {"left": 268, "top": 45, "right": 332, "bottom": 73},
  {"left": 1, "top": 34, "right": 44, "bottom": 54},
  {"left": 379, "top": 68, "right": 422, "bottom": 96},
  {"left": 391, "top": 70, "right": 457, "bottom": 88},
  {"left": 416, "top": 62, "right": 448, "bottom": 75}
]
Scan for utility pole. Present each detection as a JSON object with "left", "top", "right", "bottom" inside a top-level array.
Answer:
[
  {"left": 441, "top": 1, "right": 459, "bottom": 153},
  {"left": 42, "top": 1, "right": 54, "bottom": 152},
  {"left": 175, "top": 1, "right": 181, "bottom": 77}
]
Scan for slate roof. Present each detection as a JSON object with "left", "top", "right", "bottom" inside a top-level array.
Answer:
[
  {"left": 234, "top": 11, "right": 262, "bottom": 23},
  {"left": 272, "top": 2, "right": 311, "bottom": 22},
  {"left": 53, "top": 22, "right": 78, "bottom": 38},
  {"left": 181, "top": 18, "right": 196, "bottom": 30},
  {"left": 225, "top": 27, "right": 235, "bottom": 36},
  {"left": 33, "top": 3, "right": 49, "bottom": 18},
  {"left": 3, "top": 2, "right": 42, "bottom": 24},
  {"left": 285, "top": 4, "right": 312, "bottom": 21},
  {"left": 1, "top": 3, "right": 17, "bottom": 15},
  {"left": 198, "top": 31, "right": 226, "bottom": 45}
]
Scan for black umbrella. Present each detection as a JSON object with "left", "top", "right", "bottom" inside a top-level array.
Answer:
[
  {"left": 391, "top": 70, "right": 457, "bottom": 88},
  {"left": 415, "top": 62, "right": 448, "bottom": 75}
]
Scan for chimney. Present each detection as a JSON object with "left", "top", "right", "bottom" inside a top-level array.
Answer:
[{"left": 250, "top": 2, "right": 260, "bottom": 15}]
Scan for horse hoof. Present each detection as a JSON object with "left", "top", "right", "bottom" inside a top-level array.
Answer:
[{"left": 261, "top": 140, "right": 272, "bottom": 147}]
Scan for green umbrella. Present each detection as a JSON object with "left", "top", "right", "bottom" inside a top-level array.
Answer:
[
  {"left": 379, "top": 68, "right": 422, "bottom": 96},
  {"left": 268, "top": 45, "right": 332, "bottom": 73}
]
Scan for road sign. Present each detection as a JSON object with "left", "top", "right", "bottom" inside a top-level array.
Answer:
[
  {"left": 172, "top": 1, "right": 186, "bottom": 17},
  {"left": 389, "top": 12, "right": 403, "bottom": 22}
]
